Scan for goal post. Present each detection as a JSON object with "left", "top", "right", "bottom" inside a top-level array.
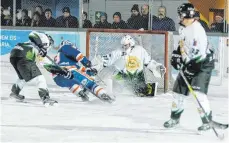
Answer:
[{"left": 86, "top": 28, "right": 173, "bottom": 93}]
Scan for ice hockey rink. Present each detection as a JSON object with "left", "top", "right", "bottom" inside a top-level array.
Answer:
[{"left": 0, "top": 53, "right": 228, "bottom": 143}]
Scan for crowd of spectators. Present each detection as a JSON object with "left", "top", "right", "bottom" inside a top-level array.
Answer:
[{"left": 1, "top": 4, "right": 228, "bottom": 32}]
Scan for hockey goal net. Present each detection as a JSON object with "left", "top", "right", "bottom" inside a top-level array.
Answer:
[{"left": 86, "top": 29, "right": 174, "bottom": 93}]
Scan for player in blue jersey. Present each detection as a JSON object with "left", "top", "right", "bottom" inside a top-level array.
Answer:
[{"left": 43, "top": 40, "right": 114, "bottom": 102}]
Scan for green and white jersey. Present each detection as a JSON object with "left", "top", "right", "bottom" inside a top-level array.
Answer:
[
  {"left": 178, "top": 20, "right": 209, "bottom": 63},
  {"left": 10, "top": 42, "right": 39, "bottom": 62}
]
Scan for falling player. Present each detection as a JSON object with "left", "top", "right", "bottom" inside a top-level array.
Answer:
[
  {"left": 42, "top": 40, "right": 114, "bottom": 102},
  {"left": 164, "top": 3, "right": 215, "bottom": 132},
  {"left": 99, "top": 35, "right": 166, "bottom": 97},
  {"left": 9, "top": 31, "right": 57, "bottom": 106}
]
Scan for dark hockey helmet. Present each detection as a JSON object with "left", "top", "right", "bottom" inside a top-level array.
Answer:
[{"left": 177, "top": 3, "right": 195, "bottom": 19}]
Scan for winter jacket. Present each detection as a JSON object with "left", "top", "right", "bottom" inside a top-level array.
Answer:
[
  {"left": 16, "top": 16, "right": 31, "bottom": 26},
  {"left": 151, "top": 16, "right": 176, "bottom": 31},
  {"left": 111, "top": 20, "right": 128, "bottom": 29},
  {"left": 127, "top": 14, "right": 144, "bottom": 29},
  {"left": 56, "top": 15, "right": 79, "bottom": 28},
  {"left": 42, "top": 17, "right": 56, "bottom": 27},
  {"left": 141, "top": 14, "right": 149, "bottom": 30},
  {"left": 83, "top": 19, "right": 92, "bottom": 28},
  {"left": 94, "top": 21, "right": 111, "bottom": 29},
  {"left": 210, "top": 22, "right": 224, "bottom": 32}
]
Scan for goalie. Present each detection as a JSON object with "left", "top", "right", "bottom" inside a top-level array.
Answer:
[{"left": 98, "top": 35, "right": 166, "bottom": 97}]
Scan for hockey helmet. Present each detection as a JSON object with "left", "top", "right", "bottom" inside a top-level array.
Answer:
[
  {"left": 177, "top": 3, "right": 195, "bottom": 19},
  {"left": 121, "top": 35, "right": 135, "bottom": 49},
  {"left": 29, "top": 31, "right": 54, "bottom": 49},
  {"left": 59, "top": 40, "right": 77, "bottom": 49}
]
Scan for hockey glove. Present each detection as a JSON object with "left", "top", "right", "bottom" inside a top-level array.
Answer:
[
  {"left": 39, "top": 47, "right": 47, "bottom": 57},
  {"left": 171, "top": 48, "right": 183, "bottom": 70},
  {"left": 182, "top": 59, "right": 202, "bottom": 79},
  {"left": 44, "top": 64, "right": 73, "bottom": 79},
  {"left": 86, "top": 68, "right": 98, "bottom": 76},
  {"left": 63, "top": 70, "right": 73, "bottom": 79}
]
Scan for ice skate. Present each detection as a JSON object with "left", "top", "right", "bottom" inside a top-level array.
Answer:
[
  {"left": 42, "top": 96, "right": 58, "bottom": 106},
  {"left": 100, "top": 93, "right": 114, "bottom": 103},
  {"left": 78, "top": 90, "right": 89, "bottom": 102},
  {"left": 164, "top": 110, "right": 183, "bottom": 128},
  {"left": 9, "top": 84, "right": 25, "bottom": 101},
  {"left": 198, "top": 112, "right": 212, "bottom": 133},
  {"left": 39, "top": 88, "right": 58, "bottom": 106},
  {"left": 164, "top": 119, "right": 180, "bottom": 128}
]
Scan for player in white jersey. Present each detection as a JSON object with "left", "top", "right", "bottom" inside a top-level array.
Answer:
[
  {"left": 163, "top": 3, "right": 215, "bottom": 132},
  {"left": 100, "top": 35, "right": 166, "bottom": 97}
]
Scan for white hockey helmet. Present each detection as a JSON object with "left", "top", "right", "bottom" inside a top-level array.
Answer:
[
  {"left": 29, "top": 31, "right": 54, "bottom": 50},
  {"left": 121, "top": 35, "right": 135, "bottom": 49}
]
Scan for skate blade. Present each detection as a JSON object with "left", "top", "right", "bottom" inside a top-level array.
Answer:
[
  {"left": 163, "top": 123, "right": 180, "bottom": 129},
  {"left": 44, "top": 102, "right": 58, "bottom": 107},
  {"left": 9, "top": 96, "right": 25, "bottom": 102}
]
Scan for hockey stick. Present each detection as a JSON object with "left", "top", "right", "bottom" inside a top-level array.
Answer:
[
  {"left": 179, "top": 70, "right": 225, "bottom": 140},
  {"left": 43, "top": 55, "right": 114, "bottom": 103}
]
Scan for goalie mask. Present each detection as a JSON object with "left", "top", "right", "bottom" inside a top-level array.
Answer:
[
  {"left": 121, "top": 35, "right": 135, "bottom": 50},
  {"left": 29, "top": 31, "right": 54, "bottom": 50}
]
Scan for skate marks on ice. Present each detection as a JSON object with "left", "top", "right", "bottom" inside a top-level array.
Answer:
[{"left": 1, "top": 124, "right": 199, "bottom": 136}]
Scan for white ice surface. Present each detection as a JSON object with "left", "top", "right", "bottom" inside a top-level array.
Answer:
[{"left": 0, "top": 56, "right": 228, "bottom": 143}]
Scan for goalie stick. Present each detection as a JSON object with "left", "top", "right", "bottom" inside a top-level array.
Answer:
[{"left": 179, "top": 70, "right": 228, "bottom": 140}]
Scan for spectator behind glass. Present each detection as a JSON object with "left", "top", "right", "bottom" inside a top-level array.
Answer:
[
  {"left": 35, "top": 5, "right": 45, "bottom": 22},
  {"left": 111, "top": 12, "right": 128, "bottom": 29},
  {"left": 43, "top": 8, "right": 56, "bottom": 27},
  {"left": 94, "top": 12, "right": 111, "bottom": 28},
  {"left": 16, "top": 9, "right": 31, "bottom": 26},
  {"left": 152, "top": 6, "right": 175, "bottom": 31},
  {"left": 4, "top": 8, "right": 13, "bottom": 26},
  {"left": 210, "top": 15, "right": 224, "bottom": 32},
  {"left": 127, "top": 4, "right": 144, "bottom": 29},
  {"left": 31, "top": 12, "right": 42, "bottom": 27},
  {"left": 56, "top": 7, "right": 79, "bottom": 28},
  {"left": 141, "top": 4, "right": 149, "bottom": 30},
  {"left": 82, "top": 11, "right": 92, "bottom": 28},
  {"left": 194, "top": 11, "right": 210, "bottom": 32},
  {"left": 1, "top": 6, "right": 6, "bottom": 26}
]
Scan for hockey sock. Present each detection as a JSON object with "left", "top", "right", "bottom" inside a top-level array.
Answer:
[
  {"left": 171, "top": 94, "right": 185, "bottom": 120},
  {"left": 194, "top": 91, "right": 212, "bottom": 123},
  {"left": 28, "top": 75, "right": 49, "bottom": 98},
  {"left": 70, "top": 84, "right": 83, "bottom": 96}
]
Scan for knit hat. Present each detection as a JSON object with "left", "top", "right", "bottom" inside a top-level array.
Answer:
[
  {"left": 100, "top": 12, "right": 107, "bottom": 19},
  {"left": 131, "top": 4, "right": 139, "bottom": 12},
  {"left": 113, "top": 12, "right": 121, "bottom": 19},
  {"left": 62, "top": 7, "right": 70, "bottom": 13}
]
